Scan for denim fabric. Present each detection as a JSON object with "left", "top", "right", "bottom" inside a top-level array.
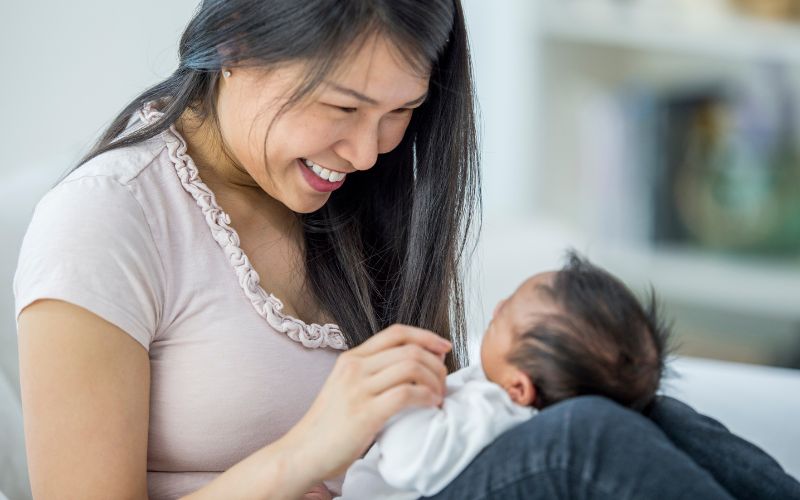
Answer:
[
  {"left": 644, "top": 396, "right": 800, "bottom": 500},
  {"left": 426, "top": 395, "right": 738, "bottom": 499}
]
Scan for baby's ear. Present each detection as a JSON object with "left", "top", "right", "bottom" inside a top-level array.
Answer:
[{"left": 507, "top": 370, "right": 536, "bottom": 407}]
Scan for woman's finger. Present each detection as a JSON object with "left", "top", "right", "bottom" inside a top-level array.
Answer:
[
  {"left": 362, "top": 344, "right": 447, "bottom": 393},
  {"left": 302, "top": 483, "right": 333, "bottom": 500},
  {"left": 363, "top": 358, "right": 445, "bottom": 399},
  {"left": 363, "top": 343, "right": 447, "bottom": 377},
  {"left": 351, "top": 324, "right": 452, "bottom": 358},
  {"left": 367, "top": 383, "right": 442, "bottom": 423}
]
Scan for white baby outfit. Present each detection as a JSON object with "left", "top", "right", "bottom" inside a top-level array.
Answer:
[{"left": 339, "top": 364, "right": 536, "bottom": 499}]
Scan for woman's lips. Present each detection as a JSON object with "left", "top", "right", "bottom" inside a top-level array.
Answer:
[{"left": 297, "top": 158, "right": 346, "bottom": 193}]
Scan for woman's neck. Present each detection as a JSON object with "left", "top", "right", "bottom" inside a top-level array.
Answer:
[
  {"left": 174, "top": 108, "right": 302, "bottom": 239},
  {"left": 174, "top": 108, "right": 255, "bottom": 190}
]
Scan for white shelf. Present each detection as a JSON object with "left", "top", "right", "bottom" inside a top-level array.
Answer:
[
  {"left": 539, "top": 2, "right": 800, "bottom": 65},
  {"left": 526, "top": 4, "right": 800, "bottom": 322},
  {"left": 596, "top": 245, "right": 800, "bottom": 323},
  {"left": 478, "top": 217, "right": 800, "bottom": 323}
]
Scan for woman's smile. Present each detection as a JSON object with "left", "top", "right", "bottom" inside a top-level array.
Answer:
[
  {"left": 297, "top": 158, "right": 347, "bottom": 193},
  {"left": 302, "top": 158, "right": 348, "bottom": 182}
]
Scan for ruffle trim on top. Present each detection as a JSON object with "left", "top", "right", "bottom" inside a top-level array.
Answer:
[{"left": 138, "top": 101, "right": 348, "bottom": 351}]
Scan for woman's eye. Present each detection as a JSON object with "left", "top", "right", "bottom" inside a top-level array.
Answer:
[
  {"left": 327, "top": 104, "right": 413, "bottom": 115},
  {"left": 328, "top": 104, "right": 357, "bottom": 114}
]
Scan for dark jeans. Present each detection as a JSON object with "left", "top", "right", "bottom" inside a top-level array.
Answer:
[{"left": 425, "top": 395, "right": 800, "bottom": 500}]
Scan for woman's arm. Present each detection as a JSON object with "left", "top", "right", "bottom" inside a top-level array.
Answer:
[
  {"left": 19, "top": 300, "right": 320, "bottom": 500},
  {"left": 19, "top": 301, "right": 451, "bottom": 499},
  {"left": 189, "top": 326, "right": 454, "bottom": 498},
  {"left": 178, "top": 436, "right": 320, "bottom": 500},
  {"left": 18, "top": 299, "right": 151, "bottom": 499}
]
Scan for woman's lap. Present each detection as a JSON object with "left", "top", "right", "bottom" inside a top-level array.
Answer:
[
  {"left": 644, "top": 396, "right": 800, "bottom": 500},
  {"left": 426, "top": 395, "right": 735, "bottom": 500}
]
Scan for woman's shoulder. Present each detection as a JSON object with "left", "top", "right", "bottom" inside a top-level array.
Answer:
[
  {"left": 22, "top": 105, "right": 177, "bottom": 261},
  {"left": 60, "top": 136, "right": 169, "bottom": 190},
  {"left": 14, "top": 142, "right": 169, "bottom": 351},
  {"left": 60, "top": 100, "right": 181, "bottom": 191}
]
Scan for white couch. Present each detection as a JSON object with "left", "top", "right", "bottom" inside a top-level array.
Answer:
[{"left": 665, "top": 357, "right": 800, "bottom": 477}]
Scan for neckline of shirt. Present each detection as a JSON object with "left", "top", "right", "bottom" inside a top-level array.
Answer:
[{"left": 138, "top": 100, "right": 348, "bottom": 351}]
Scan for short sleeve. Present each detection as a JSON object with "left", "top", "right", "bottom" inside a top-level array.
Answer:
[{"left": 13, "top": 175, "right": 165, "bottom": 352}]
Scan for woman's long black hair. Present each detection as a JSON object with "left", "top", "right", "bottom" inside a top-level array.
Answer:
[{"left": 65, "top": 0, "right": 480, "bottom": 371}]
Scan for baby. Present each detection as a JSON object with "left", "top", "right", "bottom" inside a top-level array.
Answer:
[{"left": 339, "top": 251, "right": 672, "bottom": 499}]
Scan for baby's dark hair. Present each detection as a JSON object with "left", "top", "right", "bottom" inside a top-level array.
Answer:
[{"left": 507, "top": 251, "right": 673, "bottom": 412}]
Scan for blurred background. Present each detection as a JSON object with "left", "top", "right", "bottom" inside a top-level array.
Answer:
[{"left": 1, "top": 0, "right": 799, "bottom": 498}]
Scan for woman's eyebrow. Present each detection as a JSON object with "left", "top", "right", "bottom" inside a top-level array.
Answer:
[{"left": 324, "top": 82, "right": 428, "bottom": 107}]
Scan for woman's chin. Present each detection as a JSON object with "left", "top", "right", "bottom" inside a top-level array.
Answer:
[{"left": 288, "top": 194, "right": 331, "bottom": 214}]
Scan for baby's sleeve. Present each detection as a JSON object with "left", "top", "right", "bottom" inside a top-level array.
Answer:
[{"left": 13, "top": 175, "right": 165, "bottom": 351}]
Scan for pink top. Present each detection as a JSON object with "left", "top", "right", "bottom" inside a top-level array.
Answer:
[{"left": 14, "top": 102, "right": 348, "bottom": 498}]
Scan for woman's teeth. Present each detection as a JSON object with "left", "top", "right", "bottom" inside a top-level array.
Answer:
[{"left": 302, "top": 158, "right": 346, "bottom": 182}]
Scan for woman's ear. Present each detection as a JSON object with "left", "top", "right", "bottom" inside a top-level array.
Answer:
[{"left": 506, "top": 369, "right": 536, "bottom": 407}]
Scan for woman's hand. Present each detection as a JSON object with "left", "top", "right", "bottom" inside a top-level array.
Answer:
[{"left": 281, "top": 324, "right": 452, "bottom": 480}]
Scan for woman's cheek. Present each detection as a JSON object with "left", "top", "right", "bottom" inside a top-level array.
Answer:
[
  {"left": 308, "top": 117, "right": 347, "bottom": 147},
  {"left": 284, "top": 106, "right": 341, "bottom": 145},
  {"left": 379, "top": 116, "right": 413, "bottom": 154}
]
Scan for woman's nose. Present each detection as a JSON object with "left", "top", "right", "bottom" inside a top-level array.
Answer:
[{"left": 334, "top": 119, "right": 380, "bottom": 171}]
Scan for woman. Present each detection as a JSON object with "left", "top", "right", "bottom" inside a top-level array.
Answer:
[{"left": 14, "top": 1, "right": 799, "bottom": 499}]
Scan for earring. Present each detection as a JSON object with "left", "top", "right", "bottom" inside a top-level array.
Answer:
[{"left": 222, "top": 70, "right": 232, "bottom": 78}]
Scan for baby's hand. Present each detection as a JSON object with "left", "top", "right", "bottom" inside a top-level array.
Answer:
[{"left": 302, "top": 483, "right": 333, "bottom": 500}]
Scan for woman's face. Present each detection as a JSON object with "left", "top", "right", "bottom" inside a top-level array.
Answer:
[{"left": 215, "top": 34, "right": 430, "bottom": 213}]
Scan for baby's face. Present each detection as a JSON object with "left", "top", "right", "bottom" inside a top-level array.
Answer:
[{"left": 480, "top": 272, "right": 560, "bottom": 402}]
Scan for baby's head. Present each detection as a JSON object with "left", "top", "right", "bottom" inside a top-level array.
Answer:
[{"left": 480, "top": 251, "right": 672, "bottom": 412}]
